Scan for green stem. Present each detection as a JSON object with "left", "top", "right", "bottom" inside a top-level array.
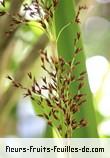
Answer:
[{"left": 56, "top": 22, "right": 71, "bottom": 43}]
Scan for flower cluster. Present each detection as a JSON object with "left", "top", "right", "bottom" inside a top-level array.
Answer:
[
  {"left": 0, "top": 0, "right": 58, "bottom": 36},
  {"left": 7, "top": 39, "right": 87, "bottom": 137},
  {"left": 75, "top": 5, "right": 87, "bottom": 23},
  {"left": 20, "top": 0, "right": 58, "bottom": 22},
  {"left": 21, "top": 0, "right": 58, "bottom": 31}
]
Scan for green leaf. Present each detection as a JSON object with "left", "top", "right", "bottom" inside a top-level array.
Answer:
[{"left": 55, "top": 0, "right": 98, "bottom": 137}]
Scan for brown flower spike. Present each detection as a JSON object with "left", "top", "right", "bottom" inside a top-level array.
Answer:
[
  {"left": 8, "top": 44, "right": 87, "bottom": 137},
  {"left": 0, "top": 0, "right": 58, "bottom": 36}
]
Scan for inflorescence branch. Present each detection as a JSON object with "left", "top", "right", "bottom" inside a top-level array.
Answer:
[{"left": 7, "top": 38, "right": 87, "bottom": 137}]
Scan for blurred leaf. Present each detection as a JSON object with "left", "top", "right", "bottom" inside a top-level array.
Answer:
[{"left": 83, "top": 16, "right": 110, "bottom": 59}]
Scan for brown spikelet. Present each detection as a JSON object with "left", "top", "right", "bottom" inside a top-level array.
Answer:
[
  {"left": 28, "top": 72, "right": 32, "bottom": 79},
  {"left": 79, "top": 119, "right": 87, "bottom": 127},
  {"left": 7, "top": 75, "right": 13, "bottom": 81}
]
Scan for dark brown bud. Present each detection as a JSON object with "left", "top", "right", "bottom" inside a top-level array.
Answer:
[
  {"left": 62, "top": 107, "right": 66, "bottom": 114},
  {"left": 48, "top": 121, "right": 52, "bottom": 126},
  {"left": 27, "top": 89, "right": 32, "bottom": 96},
  {"left": 80, "top": 119, "right": 87, "bottom": 127},
  {"left": 68, "top": 99, "right": 72, "bottom": 106},
  {"left": 50, "top": 56, "right": 56, "bottom": 64},
  {"left": 75, "top": 61, "right": 80, "bottom": 65},
  {"left": 49, "top": 72, "right": 56, "bottom": 78},
  {"left": 41, "top": 55, "right": 44, "bottom": 63},
  {"left": 72, "top": 105, "right": 80, "bottom": 113},
  {"left": 37, "top": 89, "right": 41, "bottom": 94},
  {"left": 78, "top": 82, "right": 84, "bottom": 90},
  {"left": 78, "top": 99, "right": 86, "bottom": 106},
  {"left": 48, "top": 87, "right": 52, "bottom": 94},
  {"left": 46, "top": 99, "right": 52, "bottom": 107},
  {"left": 51, "top": 84, "right": 57, "bottom": 91},
  {"left": 79, "top": 5, "right": 87, "bottom": 10},
  {"left": 57, "top": 125, "right": 62, "bottom": 131},
  {"left": 41, "top": 85, "right": 48, "bottom": 90},
  {"left": 61, "top": 94, "right": 65, "bottom": 100},
  {"left": 41, "top": 21, "right": 46, "bottom": 29},
  {"left": 52, "top": 112, "right": 58, "bottom": 120},
  {"left": 12, "top": 81, "right": 20, "bottom": 88},
  {"left": 24, "top": 93, "right": 29, "bottom": 98},
  {"left": 0, "top": 0, "right": 5, "bottom": 7},
  {"left": 44, "top": 113, "right": 49, "bottom": 120},
  {"left": 80, "top": 71, "right": 86, "bottom": 76},
  {"left": 53, "top": 96, "right": 58, "bottom": 102},
  {"left": 75, "top": 18, "right": 80, "bottom": 23},
  {"left": 46, "top": 4, "right": 52, "bottom": 10},
  {"left": 74, "top": 94, "right": 84, "bottom": 101},
  {"left": 74, "top": 48, "right": 82, "bottom": 54},
  {"left": 38, "top": 114, "right": 44, "bottom": 118},
  {"left": 31, "top": 96, "right": 35, "bottom": 100},
  {"left": 53, "top": 0, "right": 58, "bottom": 7},
  {"left": 33, "top": 77, "right": 36, "bottom": 84},
  {"left": 77, "top": 76, "right": 85, "bottom": 81},
  {"left": 7, "top": 75, "right": 13, "bottom": 81},
  {"left": 71, "top": 75, "right": 75, "bottom": 81},
  {"left": 56, "top": 103, "right": 62, "bottom": 109},
  {"left": 41, "top": 64, "right": 46, "bottom": 70},
  {"left": 60, "top": 87, "right": 64, "bottom": 94},
  {"left": 32, "top": 85, "right": 36, "bottom": 93},
  {"left": 44, "top": 14, "right": 50, "bottom": 22},
  {"left": 27, "top": 72, "right": 32, "bottom": 79},
  {"left": 52, "top": 77, "right": 57, "bottom": 85},
  {"left": 49, "top": 10, "right": 53, "bottom": 18},
  {"left": 72, "top": 123, "right": 78, "bottom": 129},
  {"left": 42, "top": 77, "right": 47, "bottom": 84},
  {"left": 35, "top": 81, "right": 40, "bottom": 88}
]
